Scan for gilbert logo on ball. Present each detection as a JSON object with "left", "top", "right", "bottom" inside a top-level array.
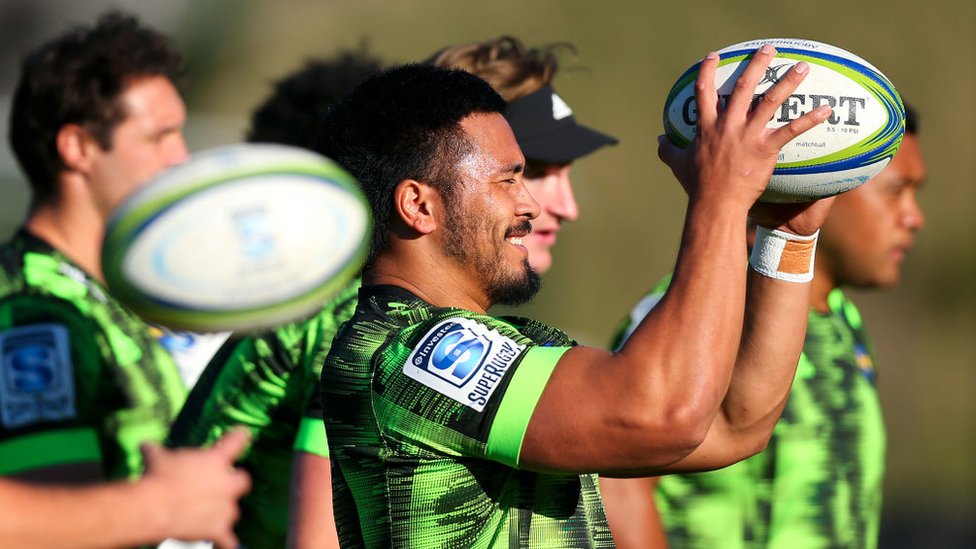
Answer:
[
  {"left": 102, "top": 143, "right": 371, "bottom": 332},
  {"left": 664, "top": 38, "right": 905, "bottom": 202}
]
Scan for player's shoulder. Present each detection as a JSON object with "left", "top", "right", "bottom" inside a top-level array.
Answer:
[{"left": 0, "top": 232, "right": 111, "bottom": 319}]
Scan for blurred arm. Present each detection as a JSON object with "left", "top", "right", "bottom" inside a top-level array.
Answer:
[
  {"left": 287, "top": 451, "right": 339, "bottom": 549},
  {"left": 601, "top": 475, "right": 668, "bottom": 549},
  {"left": 0, "top": 429, "right": 251, "bottom": 549}
]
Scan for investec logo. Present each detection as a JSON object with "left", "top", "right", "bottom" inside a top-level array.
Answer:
[{"left": 404, "top": 317, "right": 525, "bottom": 412}]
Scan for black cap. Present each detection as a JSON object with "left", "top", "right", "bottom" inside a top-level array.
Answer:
[{"left": 504, "top": 85, "right": 618, "bottom": 164}]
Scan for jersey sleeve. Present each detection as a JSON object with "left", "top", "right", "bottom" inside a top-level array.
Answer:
[
  {"left": 375, "top": 315, "right": 571, "bottom": 469},
  {"left": 166, "top": 321, "right": 313, "bottom": 450},
  {"left": 169, "top": 280, "right": 361, "bottom": 454},
  {"left": 294, "top": 386, "right": 329, "bottom": 457},
  {"left": 0, "top": 296, "right": 113, "bottom": 475}
]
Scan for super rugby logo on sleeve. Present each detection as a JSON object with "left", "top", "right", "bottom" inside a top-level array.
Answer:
[
  {"left": 0, "top": 324, "right": 76, "bottom": 428},
  {"left": 403, "top": 317, "right": 526, "bottom": 412}
]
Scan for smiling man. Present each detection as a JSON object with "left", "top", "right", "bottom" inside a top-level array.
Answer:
[
  {"left": 302, "top": 52, "right": 837, "bottom": 548},
  {"left": 429, "top": 36, "right": 617, "bottom": 274}
]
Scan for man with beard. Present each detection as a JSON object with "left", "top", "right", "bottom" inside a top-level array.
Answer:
[
  {"left": 305, "top": 49, "right": 834, "bottom": 547},
  {"left": 171, "top": 38, "right": 615, "bottom": 549}
]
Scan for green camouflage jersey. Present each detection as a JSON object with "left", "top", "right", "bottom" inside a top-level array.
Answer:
[
  {"left": 166, "top": 279, "right": 359, "bottom": 549},
  {"left": 614, "top": 278, "right": 885, "bottom": 549},
  {"left": 0, "top": 230, "right": 186, "bottom": 480},
  {"left": 323, "top": 285, "right": 614, "bottom": 549}
]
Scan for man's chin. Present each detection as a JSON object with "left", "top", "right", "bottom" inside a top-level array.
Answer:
[
  {"left": 490, "top": 261, "right": 542, "bottom": 306},
  {"left": 526, "top": 247, "right": 553, "bottom": 275}
]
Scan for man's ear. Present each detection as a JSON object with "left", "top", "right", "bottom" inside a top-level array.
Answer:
[
  {"left": 393, "top": 179, "right": 440, "bottom": 235},
  {"left": 56, "top": 124, "right": 97, "bottom": 174}
]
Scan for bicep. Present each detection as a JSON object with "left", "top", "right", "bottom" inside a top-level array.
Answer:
[{"left": 518, "top": 345, "right": 700, "bottom": 475}]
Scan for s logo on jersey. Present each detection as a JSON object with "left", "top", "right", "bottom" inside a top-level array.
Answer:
[
  {"left": 415, "top": 322, "right": 486, "bottom": 387},
  {"left": 0, "top": 324, "right": 77, "bottom": 428},
  {"left": 404, "top": 318, "right": 525, "bottom": 412}
]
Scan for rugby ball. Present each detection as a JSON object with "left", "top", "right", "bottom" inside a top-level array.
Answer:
[
  {"left": 664, "top": 38, "right": 905, "bottom": 203},
  {"left": 102, "top": 143, "right": 371, "bottom": 332}
]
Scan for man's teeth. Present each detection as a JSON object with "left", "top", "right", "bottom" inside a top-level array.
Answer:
[{"left": 507, "top": 236, "right": 523, "bottom": 246}]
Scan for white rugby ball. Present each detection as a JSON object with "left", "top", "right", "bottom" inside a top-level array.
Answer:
[
  {"left": 664, "top": 38, "right": 905, "bottom": 203},
  {"left": 102, "top": 143, "right": 371, "bottom": 332}
]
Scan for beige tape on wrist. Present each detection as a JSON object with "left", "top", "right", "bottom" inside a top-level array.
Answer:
[{"left": 749, "top": 226, "right": 819, "bottom": 283}]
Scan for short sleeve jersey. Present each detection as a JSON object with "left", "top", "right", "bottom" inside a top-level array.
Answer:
[
  {"left": 614, "top": 278, "right": 885, "bottom": 549},
  {"left": 323, "top": 285, "right": 614, "bottom": 549},
  {"left": 0, "top": 230, "right": 186, "bottom": 479},
  {"left": 166, "top": 279, "right": 360, "bottom": 549}
]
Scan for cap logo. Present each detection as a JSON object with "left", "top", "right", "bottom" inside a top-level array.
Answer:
[{"left": 551, "top": 93, "right": 573, "bottom": 121}]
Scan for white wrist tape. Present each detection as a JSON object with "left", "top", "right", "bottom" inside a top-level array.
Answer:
[{"left": 749, "top": 226, "right": 819, "bottom": 283}]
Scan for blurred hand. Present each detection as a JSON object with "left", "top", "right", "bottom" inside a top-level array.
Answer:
[
  {"left": 141, "top": 428, "right": 252, "bottom": 549},
  {"left": 659, "top": 44, "right": 833, "bottom": 213}
]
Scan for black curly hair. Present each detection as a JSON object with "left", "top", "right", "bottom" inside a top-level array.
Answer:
[{"left": 247, "top": 47, "right": 383, "bottom": 148}]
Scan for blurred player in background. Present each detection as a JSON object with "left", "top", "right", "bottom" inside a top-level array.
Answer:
[
  {"left": 0, "top": 10, "right": 255, "bottom": 549},
  {"left": 601, "top": 107, "right": 926, "bottom": 549},
  {"left": 246, "top": 48, "right": 384, "bottom": 148},
  {"left": 285, "top": 36, "right": 618, "bottom": 546},
  {"left": 0, "top": 429, "right": 251, "bottom": 549},
  {"left": 166, "top": 47, "right": 384, "bottom": 549},
  {"left": 1, "top": 10, "right": 188, "bottom": 484}
]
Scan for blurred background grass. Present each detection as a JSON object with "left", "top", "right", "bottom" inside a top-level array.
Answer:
[{"left": 1, "top": 0, "right": 972, "bottom": 545}]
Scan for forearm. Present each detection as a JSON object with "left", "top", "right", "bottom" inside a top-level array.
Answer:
[
  {"left": 287, "top": 451, "right": 339, "bottom": 549},
  {"left": 615, "top": 199, "right": 750, "bottom": 434},
  {"left": 601, "top": 476, "right": 669, "bottom": 549},
  {"left": 669, "top": 232, "right": 816, "bottom": 470},
  {"left": 725, "top": 269, "right": 811, "bottom": 427},
  {"left": 0, "top": 478, "right": 171, "bottom": 549},
  {"left": 522, "top": 45, "right": 833, "bottom": 475}
]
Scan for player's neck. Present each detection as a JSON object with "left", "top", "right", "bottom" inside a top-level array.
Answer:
[
  {"left": 810, "top": 262, "right": 836, "bottom": 314},
  {"left": 25, "top": 190, "right": 106, "bottom": 283},
  {"left": 367, "top": 253, "right": 491, "bottom": 313}
]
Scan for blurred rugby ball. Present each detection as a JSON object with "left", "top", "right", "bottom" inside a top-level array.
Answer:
[
  {"left": 102, "top": 143, "right": 370, "bottom": 332},
  {"left": 664, "top": 38, "right": 905, "bottom": 203}
]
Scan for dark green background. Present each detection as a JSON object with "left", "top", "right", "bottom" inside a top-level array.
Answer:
[{"left": 1, "top": 1, "right": 972, "bottom": 545}]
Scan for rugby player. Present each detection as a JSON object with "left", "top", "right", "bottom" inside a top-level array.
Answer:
[
  {"left": 1, "top": 11, "right": 188, "bottom": 483},
  {"left": 166, "top": 48, "right": 384, "bottom": 549},
  {"left": 289, "top": 36, "right": 617, "bottom": 547},
  {"left": 168, "top": 37, "right": 617, "bottom": 549},
  {"left": 601, "top": 106, "right": 926, "bottom": 549},
  {"left": 301, "top": 46, "right": 834, "bottom": 547}
]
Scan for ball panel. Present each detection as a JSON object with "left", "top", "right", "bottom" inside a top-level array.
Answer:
[{"left": 764, "top": 159, "right": 890, "bottom": 203}]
